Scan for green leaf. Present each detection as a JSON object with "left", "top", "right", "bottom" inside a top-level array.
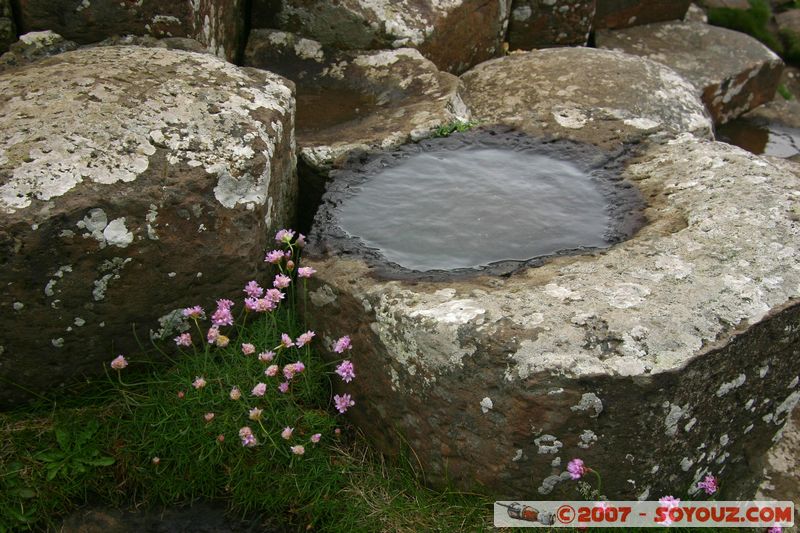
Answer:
[
  {"left": 54, "top": 427, "right": 71, "bottom": 450},
  {"left": 80, "top": 456, "right": 115, "bottom": 467},
  {"left": 35, "top": 450, "right": 65, "bottom": 463},
  {"left": 12, "top": 488, "right": 36, "bottom": 499},
  {"left": 45, "top": 464, "right": 62, "bottom": 481}
]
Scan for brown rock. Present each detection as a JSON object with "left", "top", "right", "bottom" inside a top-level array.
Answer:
[
  {"left": 251, "top": 0, "right": 511, "bottom": 74},
  {"left": 459, "top": 48, "right": 712, "bottom": 151},
  {"left": 14, "top": 0, "right": 245, "bottom": 62},
  {"left": 507, "top": 0, "right": 596, "bottom": 50},
  {"left": 597, "top": 21, "right": 784, "bottom": 124},
  {"left": 244, "top": 30, "right": 468, "bottom": 172},
  {"left": 0, "top": 46, "right": 296, "bottom": 408},
  {"left": 594, "top": 0, "right": 692, "bottom": 29}
]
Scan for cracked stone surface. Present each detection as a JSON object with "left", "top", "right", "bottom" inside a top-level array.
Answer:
[
  {"left": 245, "top": 30, "right": 469, "bottom": 173},
  {"left": 597, "top": 21, "right": 784, "bottom": 124},
  {"left": 0, "top": 46, "right": 296, "bottom": 407},
  {"left": 251, "top": 0, "right": 512, "bottom": 74},
  {"left": 460, "top": 47, "right": 713, "bottom": 151},
  {"left": 304, "top": 135, "right": 800, "bottom": 498},
  {"left": 507, "top": 0, "right": 596, "bottom": 50},
  {"left": 594, "top": 0, "right": 692, "bottom": 29},
  {"left": 14, "top": 0, "right": 245, "bottom": 61}
]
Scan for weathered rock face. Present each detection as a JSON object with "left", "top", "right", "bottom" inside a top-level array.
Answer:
[
  {"left": 305, "top": 135, "right": 800, "bottom": 498},
  {"left": 758, "top": 404, "right": 800, "bottom": 524},
  {"left": 251, "top": 0, "right": 511, "bottom": 74},
  {"left": 244, "top": 30, "right": 469, "bottom": 172},
  {"left": 507, "top": 0, "right": 596, "bottom": 50},
  {"left": 0, "top": 0, "right": 14, "bottom": 54},
  {"left": 597, "top": 21, "right": 784, "bottom": 124},
  {"left": 716, "top": 99, "right": 800, "bottom": 161},
  {"left": 594, "top": 0, "right": 692, "bottom": 29},
  {"left": 14, "top": 0, "right": 245, "bottom": 61},
  {"left": 460, "top": 48, "right": 713, "bottom": 150},
  {"left": 0, "top": 46, "right": 296, "bottom": 407},
  {"left": 0, "top": 31, "right": 79, "bottom": 73}
]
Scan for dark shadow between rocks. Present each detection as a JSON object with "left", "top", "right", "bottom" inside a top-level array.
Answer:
[{"left": 306, "top": 128, "right": 647, "bottom": 280}]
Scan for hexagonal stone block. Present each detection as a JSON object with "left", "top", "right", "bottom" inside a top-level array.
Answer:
[
  {"left": 14, "top": 0, "right": 245, "bottom": 61},
  {"left": 304, "top": 135, "right": 800, "bottom": 498},
  {"left": 594, "top": 0, "right": 692, "bottom": 29},
  {"left": 460, "top": 47, "right": 713, "bottom": 151},
  {"left": 244, "top": 30, "right": 469, "bottom": 172},
  {"left": 251, "top": 0, "right": 511, "bottom": 74},
  {"left": 597, "top": 21, "right": 784, "bottom": 124},
  {"left": 0, "top": 46, "right": 296, "bottom": 407},
  {"left": 507, "top": 0, "right": 596, "bottom": 50}
]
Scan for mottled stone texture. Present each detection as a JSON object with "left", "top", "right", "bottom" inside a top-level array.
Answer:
[
  {"left": 460, "top": 48, "right": 712, "bottom": 151},
  {"left": 594, "top": 0, "right": 692, "bottom": 29},
  {"left": 304, "top": 136, "right": 800, "bottom": 498},
  {"left": 507, "top": 0, "right": 596, "bottom": 50},
  {"left": 0, "top": 46, "right": 296, "bottom": 408},
  {"left": 597, "top": 21, "right": 784, "bottom": 124},
  {"left": 0, "top": 31, "right": 78, "bottom": 72},
  {"left": 251, "top": 0, "right": 512, "bottom": 74},
  {"left": 14, "top": 0, "right": 245, "bottom": 61},
  {"left": 244, "top": 30, "right": 469, "bottom": 172},
  {"left": 0, "top": 0, "right": 14, "bottom": 54}
]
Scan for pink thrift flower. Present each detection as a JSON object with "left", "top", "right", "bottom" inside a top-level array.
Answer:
[
  {"left": 335, "top": 360, "right": 356, "bottom": 383},
  {"left": 244, "top": 297, "right": 259, "bottom": 312},
  {"left": 295, "top": 330, "right": 315, "bottom": 348},
  {"left": 768, "top": 526, "right": 782, "bottom": 533},
  {"left": 217, "top": 434, "right": 225, "bottom": 443},
  {"left": 258, "top": 351, "right": 275, "bottom": 363},
  {"left": 281, "top": 426, "right": 294, "bottom": 440},
  {"left": 177, "top": 391, "right": 185, "bottom": 399},
  {"left": 255, "top": 298, "right": 275, "bottom": 312},
  {"left": 283, "top": 364, "right": 296, "bottom": 381},
  {"left": 697, "top": 474, "right": 718, "bottom": 495},
  {"left": 659, "top": 496, "right": 680, "bottom": 508},
  {"left": 229, "top": 387, "right": 241, "bottom": 400},
  {"left": 215, "top": 335, "right": 230, "bottom": 348},
  {"left": 249, "top": 407, "right": 263, "bottom": 421},
  {"left": 286, "top": 260, "right": 295, "bottom": 271},
  {"left": 239, "top": 427, "right": 256, "bottom": 447},
  {"left": 333, "top": 336, "right": 352, "bottom": 353},
  {"left": 280, "top": 333, "right": 295, "bottom": 349},
  {"left": 207, "top": 326, "right": 219, "bottom": 343},
  {"left": 296, "top": 234, "right": 306, "bottom": 247},
  {"left": 273, "top": 274, "right": 291, "bottom": 289},
  {"left": 251, "top": 382, "right": 267, "bottom": 397},
  {"left": 241, "top": 343, "right": 256, "bottom": 355},
  {"left": 211, "top": 307, "right": 234, "bottom": 327},
  {"left": 243, "top": 280, "right": 264, "bottom": 298},
  {"left": 265, "top": 249, "right": 285, "bottom": 264},
  {"left": 334, "top": 428, "right": 341, "bottom": 436},
  {"left": 217, "top": 298, "right": 234, "bottom": 310},
  {"left": 334, "top": 393, "right": 355, "bottom": 414},
  {"left": 275, "top": 228, "right": 295, "bottom": 243},
  {"left": 239, "top": 426, "right": 253, "bottom": 438},
  {"left": 152, "top": 457, "right": 160, "bottom": 465},
  {"left": 567, "top": 458, "right": 588, "bottom": 480},
  {"left": 110, "top": 355, "right": 128, "bottom": 370},
  {"left": 310, "top": 433, "right": 321, "bottom": 443},
  {"left": 278, "top": 382, "right": 289, "bottom": 394},
  {"left": 174, "top": 332, "right": 192, "bottom": 347},
  {"left": 293, "top": 361, "right": 305, "bottom": 374},
  {"left": 297, "top": 266, "right": 316, "bottom": 278},
  {"left": 182, "top": 306, "right": 204, "bottom": 319},
  {"left": 290, "top": 445, "right": 305, "bottom": 456},
  {"left": 192, "top": 376, "right": 207, "bottom": 389},
  {"left": 204, "top": 412, "right": 215, "bottom": 422},
  {"left": 265, "top": 364, "right": 279, "bottom": 377},
  {"left": 265, "top": 289, "right": 285, "bottom": 303}
]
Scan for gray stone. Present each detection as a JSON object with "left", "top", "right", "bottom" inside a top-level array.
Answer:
[
  {"left": 459, "top": 48, "right": 712, "bottom": 151},
  {"left": 597, "top": 21, "right": 784, "bottom": 124},
  {"left": 0, "top": 46, "right": 296, "bottom": 407},
  {"left": 244, "top": 30, "right": 469, "bottom": 173},
  {"left": 15, "top": 0, "right": 245, "bottom": 62},
  {"left": 0, "top": 31, "right": 78, "bottom": 72},
  {"left": 757, "top": 405, "right": 800, "bottom": 525},
  {"left": 507, "top": 0, "right": 596, "bottom": 50},
  {"left": 304, "top": 135, "right": 800, "bottom": 498},
  {"left": 684, "top": 3, "right": 709, "bottom": 24},
  {"left": 594, "top": 0, "right": 692, "bottom": 29},
  {"left": 251, "top": 0, "right": 512, "bottom": 74}
]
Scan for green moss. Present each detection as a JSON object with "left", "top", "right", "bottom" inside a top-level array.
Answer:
[
  {"left": 707, "top": 0, "right": 784, "bottom": 55},
  {"left": 431, "top": 120, "right": 478, "bottom": 138}
]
